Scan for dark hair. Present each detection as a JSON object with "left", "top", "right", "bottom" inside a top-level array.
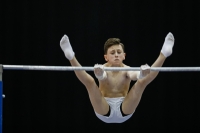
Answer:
[{"left": 104, "top": 38, "right": 125, "bottom": 54}]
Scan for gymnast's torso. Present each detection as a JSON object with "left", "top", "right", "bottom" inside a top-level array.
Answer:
[{"left": 99, "top": 63, "right": 132, "bottom": 98}]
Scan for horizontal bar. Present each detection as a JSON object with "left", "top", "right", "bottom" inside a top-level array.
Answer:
[{"left": 2, "top": 65, "right": 200, "bottom": 72}]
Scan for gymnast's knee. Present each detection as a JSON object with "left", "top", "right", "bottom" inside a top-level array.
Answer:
[
  {"left": 85, "top": 78, "right": 97, "bottom": 90},
  {"left": 136, "top": 79, "right": 149, "bottom": 88}
]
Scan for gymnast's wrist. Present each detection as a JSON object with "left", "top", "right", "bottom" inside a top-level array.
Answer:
[
  {"left": 95, "top": 71, "right": 107, "bottom": 80},
  {"left": 137, "top": 71, "right": 144, "bottom": 79}
]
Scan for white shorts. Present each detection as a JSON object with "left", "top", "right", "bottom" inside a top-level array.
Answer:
[{"left": 95, "top": 97, "right": 134, "bottom": 123}]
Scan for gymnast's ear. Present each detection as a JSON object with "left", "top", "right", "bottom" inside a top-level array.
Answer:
[
  {"left": 123, "top": 53, "right": 126, "bottom": 60},
  {"left": 104, "top": 54, "right": 108, "bottom": 61}
]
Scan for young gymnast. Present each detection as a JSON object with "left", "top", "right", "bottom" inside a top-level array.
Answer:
[{"left": 60, "top": 32, "right": 174, "bottom": 123}]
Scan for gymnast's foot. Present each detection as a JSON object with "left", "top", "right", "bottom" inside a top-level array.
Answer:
[
  {"left": 60, "top": 35, "right": 75, "bottom": 60},
  {"left": 161, "top": 32, "right": 175, "bottom": 57}
]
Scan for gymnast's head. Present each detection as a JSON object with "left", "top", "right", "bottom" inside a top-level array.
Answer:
[{"left": 104, "top": 38, "right": 126, "bottom": 65}]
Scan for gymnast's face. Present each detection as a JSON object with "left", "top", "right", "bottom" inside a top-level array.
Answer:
[{"left": 104, "top": 44, "right": 126, "bottom": 66}]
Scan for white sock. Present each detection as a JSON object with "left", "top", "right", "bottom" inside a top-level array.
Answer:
[
  {"left": 161, "top": 32, "right": 175, "bottom": 57},
  {"left": 60, "top": 35, "right": 74, "bottom": 60}
]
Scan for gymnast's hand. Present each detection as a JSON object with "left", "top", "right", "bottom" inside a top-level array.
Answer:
[
  {"left": 141, "top": 64, "right": 150, "bottom": 77},
  {"left": 94, "top": 64, "right": 107, "bottom": 80},
  {"left": 137, "top": 64, "right": 150, "bottom": 79}
]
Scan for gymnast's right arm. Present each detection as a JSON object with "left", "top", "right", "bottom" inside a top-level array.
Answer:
[
  {"left": 94, "top": 64, "right": 107, "bottom": 80},
  {"left": 60, "top": 35, "right": 95, "bottom": 88}
]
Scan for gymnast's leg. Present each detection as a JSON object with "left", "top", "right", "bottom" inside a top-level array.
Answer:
[
  {"left": 122, "top": 32, "right": 175, "bottom": 114},
  {"left": 60, "top": 35, "right": 109, "bottom": 115}
]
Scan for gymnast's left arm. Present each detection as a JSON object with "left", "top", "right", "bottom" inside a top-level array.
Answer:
[
  {"left": 126, "top": 71, "right": 138, "bottom": 81},
  {"left": 127, "top": 64, "right": 150, "bottom": 81}
]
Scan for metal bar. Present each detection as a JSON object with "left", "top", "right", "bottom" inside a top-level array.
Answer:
[{"left": 2, "top": 65, "right": 200, "bottom": 72}]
